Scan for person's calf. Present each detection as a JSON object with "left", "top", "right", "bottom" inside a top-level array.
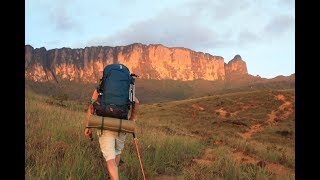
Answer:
[
  {"left": 115, "top": 155, "right": 120, "bottom": 166},
  {"left": 106, "top": 159, "right": 119, "bottom": 180}
]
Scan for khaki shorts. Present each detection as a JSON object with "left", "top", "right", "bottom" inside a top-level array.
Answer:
[{"left": 97, "top": 129, "right": 127, "bottom": 161}]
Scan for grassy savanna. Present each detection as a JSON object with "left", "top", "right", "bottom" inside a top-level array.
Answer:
[
  {"left": 25, "top": 87, "right": 295, "bottom": 179},
  {"left": 25, "top": 78, "right": 294, "bottom": 104}
]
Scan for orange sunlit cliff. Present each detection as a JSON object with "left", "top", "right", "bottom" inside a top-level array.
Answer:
[{"left": 25, "top": 43, "right": 250, "bottom": 83}]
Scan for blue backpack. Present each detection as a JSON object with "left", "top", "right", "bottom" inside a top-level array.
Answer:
[{"left": 93, "top": 64, "right": 135, "bottom": 119}]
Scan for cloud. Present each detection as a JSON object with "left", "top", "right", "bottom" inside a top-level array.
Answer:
[
  {"left": 86, "top": 9, "right": 230, "bottom": 50},
  {"left": 118, "top": 0, "right": 137, "bottom": 5},
  {"left": 48, "top": 0, "right": 81, "bottom": 31},
  {"left": 237, "top": 30, "right": 260, "bottom": 47},
  {"left": 85, "top": 5, "right": 238, "bottom": 50},
  {"left": 278, "top": 0, "right": 295, "bottom": 9},
  {"left": 184, "top": 0, "right": 251, "bottom": 20},
  {"left": 51, "top": 9, "right": 77, "bottom": 30},
  {"left": 84, "top": 0, "right": 294, "bottom": 52},
  {"left": 263, "top": 15, "right": 294, "bottom": 36}
]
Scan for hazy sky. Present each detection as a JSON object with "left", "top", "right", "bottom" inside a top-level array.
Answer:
[{"left": 25, "top": 0, "right": 295, "bottom": 78}]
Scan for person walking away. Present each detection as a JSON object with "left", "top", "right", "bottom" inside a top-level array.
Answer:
[{"left": 85, "top": 78, "right": 139, "bottom": 179}]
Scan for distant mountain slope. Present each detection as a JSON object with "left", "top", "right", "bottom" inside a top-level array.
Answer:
[{"left": 25, "top": 74, "right": 294, "bottom": 104}]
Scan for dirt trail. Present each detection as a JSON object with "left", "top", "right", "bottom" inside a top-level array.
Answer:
[
  {"left": 238, "top": 124, "right": 263, "bottom": 139},
  {"left": 215, "top": 101, "right": 256, "bottom": 118},
  {"left": 192, "top": 148, "right": 216, "bottom": 166},
  {"left": 153, "top": 175, "right": 180, "bottom": 180},
  {"left": 191, "top": 103, "right": 205, "bottom": 120},
  {"left": 190, "top": 147, "right": 293, "bottom": 178},
  {"left": 215, "top": 108, "right": 228, "bottom": 118},
  {"left": 192, "top": 104, "right": 205, "bottom": 111},
  {"left": 156, "top": 93, "right": 294, "bottom": 179},
  {"left": 276, "top": 94, "right": 294, "bottom": 119},
  {"left": 267, "top": 94, "right": 294, "bottom": 125},
  {"left": 239, "top": 94, "right": 294, "bottom": 139},
  {"left": 231, "top": 150, "right": 294, "bottom": 177}
]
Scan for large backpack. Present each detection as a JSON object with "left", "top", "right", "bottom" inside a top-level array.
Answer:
[{"left": 93, "top": 64, "right": 135, "bottom": 119}]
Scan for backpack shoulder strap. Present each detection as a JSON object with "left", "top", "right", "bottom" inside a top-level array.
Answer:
[
  {"left": 91, "top": 89, "right": 99, "bottom": 104},
  {"left": 97, "top": 78, "right": 105, "bottom": 95}
]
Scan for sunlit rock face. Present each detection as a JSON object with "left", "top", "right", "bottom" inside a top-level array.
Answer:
[
  {"left": 25, "top": 44, "right": 248, "bottom": 83},
  {"left": 225, "top": 55, "right": 248, "bottom": 80}
]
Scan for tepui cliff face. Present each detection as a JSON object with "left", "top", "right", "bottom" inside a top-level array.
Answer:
[
  {"left": 225, "top": 55, "right": 248, "bottom": 80},
  {"left": 25, "top": 43, "right": 248, "bottom": 83}
]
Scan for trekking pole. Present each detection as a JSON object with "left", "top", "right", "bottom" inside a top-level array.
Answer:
[
  {"left": 133, "top": 133, "right": 146, "bottom": 180},
  {"left": 129, "top": 73, "right": 145, "bottom": 179}
]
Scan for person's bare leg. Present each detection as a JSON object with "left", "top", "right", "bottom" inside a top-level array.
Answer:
[
  {"left": 115, "top": 154, "right": 121, "bottom": 166},
  {"left": 106, "top": 159, "right": 119, "bottom": 180}
]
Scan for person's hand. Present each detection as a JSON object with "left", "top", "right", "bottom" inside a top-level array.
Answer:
[
  {"left": 85, "top": 128, "right": 92, "bottom": 140},
  {"left": 129, "top": 115, "right": 137, "bottom": 122}
]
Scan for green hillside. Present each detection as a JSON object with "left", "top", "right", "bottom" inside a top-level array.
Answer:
[
  {"left": 25, "top": 77, "right": 294, "bottom": 104},
  {"left": 25, "top": 86, "right": 295, "bottom": 179}
]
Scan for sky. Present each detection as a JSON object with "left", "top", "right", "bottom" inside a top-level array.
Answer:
[{"left": 25, "top": 0, "right": 295, "bottom": 78}]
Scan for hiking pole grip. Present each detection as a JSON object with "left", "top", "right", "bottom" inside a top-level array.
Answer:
[{"left": 133, "top": 133, "right": 146, "bottom": 180}]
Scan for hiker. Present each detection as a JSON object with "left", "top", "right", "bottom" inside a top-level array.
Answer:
[
  {"left": 85, "top": 89, "right": 139, "bottom": 180},
  {"left": 84, "top": 64, "right": 140, "bottom": 180}
]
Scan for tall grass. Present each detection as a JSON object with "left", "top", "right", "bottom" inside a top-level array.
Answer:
[
  {"left": 183, "top": 146, "right": 275, "bottom": 180},
  {"left": 183, "top": 146, "right": 295, "bottom": 180},
  {"left": 210, "top": 135, "right": 295, "bottom": 169},
  {"left": 26, "top": 91, "right": 203, "bottom": 179},
  {"left": 26, "top": 91, "right": 108, "bottom": 179},
  {"left": 119, "top": 130, "right": 203, "bottom": 179},
  {"left": 26, "top": 88, "right": 295, "bottom": 179}
]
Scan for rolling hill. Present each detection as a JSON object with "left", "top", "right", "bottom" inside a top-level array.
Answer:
[{"left": 25, "top": 85, "right": 295, "bottom": 179}]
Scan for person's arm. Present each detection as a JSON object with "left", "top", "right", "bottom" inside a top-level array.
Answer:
[
  {"left": 129, "top": 96, "right": 139, "bottom": 121},
  {"left": 85, "top": 89, "right": 98, "bottom": 139},
  {"left": 84, "top": 105, "right": 93, "bottom": 139},
  {"left": 85, "top": 105, "right": 94, "bottom": 127}
]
